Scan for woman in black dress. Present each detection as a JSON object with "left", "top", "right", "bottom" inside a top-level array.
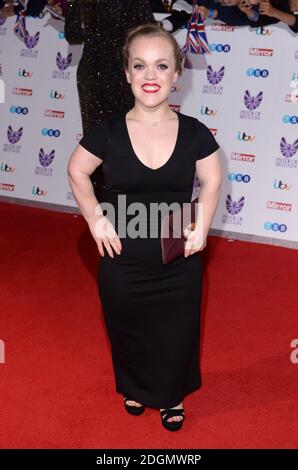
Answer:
[{"left": 68, "top": 23, "right": 221, "bottom": 431}]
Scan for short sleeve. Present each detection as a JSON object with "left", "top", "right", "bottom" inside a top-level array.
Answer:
[
  {"left": 195, "top": 119, "right": 220, "bottom": 160},
  {"left": 79, "top": 119, "right": 108, "bottom": 160}
]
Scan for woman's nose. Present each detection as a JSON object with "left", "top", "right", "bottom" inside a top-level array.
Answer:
[{"left": 144, "top": 67, "right": 157, "bottom": 80}]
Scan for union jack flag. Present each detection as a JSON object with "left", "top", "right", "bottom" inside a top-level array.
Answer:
[
  {"left": 181, "top": 0, "right": 210, "bottom": 68},
  {"left": 13, "top": 0, "right": 29, "bottom": 41}
]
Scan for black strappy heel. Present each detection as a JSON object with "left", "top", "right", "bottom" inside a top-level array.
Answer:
[
  {"left": 160, "top": 408, "right": 185, "bottom": 431},
  {"left": 123, "top": 396, "right": 145, "bottom": 416}
]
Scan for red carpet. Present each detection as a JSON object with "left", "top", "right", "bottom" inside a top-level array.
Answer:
[{"left": 0, "top": 201, "right": 297, "bottom": 448}]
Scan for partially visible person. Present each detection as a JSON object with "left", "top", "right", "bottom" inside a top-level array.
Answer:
[
  {"left": 0, "top": 0, "right": 46, "bottom": 18},
  {"left": 157, "top": 0, "right": 260, "bottom": 29},
  {"left": 198, "top": 1, "right": 260, "bottom": 25},
  {"left": 46, "top": 0, "right": 66, "bottom": 18},
  {"left": 156, "top": 0, "right": 297, "bottom": 32},
  {"left": 256, "top": 0, "right": 298, "bottom": 32},
  {"left": 223, "top": 0, "right": 298, "bottom": 32},
  {"left": 64, "top": 0, "right": 155, "bottom": 133},
  {"left": 48, "top": 0, "right": 68, "bottom": 17},
  {"left": 151, "top": 0, "right": 193, "bottom": 32},
  {"left": 64, "top": 0, "right": 155, "bottom": 198},
  {"left": 0, "top": 0, "right": 66, "bottom": 19}
]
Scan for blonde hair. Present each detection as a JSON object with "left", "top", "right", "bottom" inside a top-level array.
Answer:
[{"left": 123, "top": 23, "right": 183, "bottom": 76}]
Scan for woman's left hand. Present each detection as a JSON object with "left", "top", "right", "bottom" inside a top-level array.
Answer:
[{"left": 184, "top": 225, "right": 207, "bottom": 257}]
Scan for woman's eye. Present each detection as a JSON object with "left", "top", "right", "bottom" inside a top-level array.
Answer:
[
  {"left": 158, "top": 64, "right": 168, "bottom": 70},
  {"left": 133, "top": 64, "right": 144, "bottom": 69}
]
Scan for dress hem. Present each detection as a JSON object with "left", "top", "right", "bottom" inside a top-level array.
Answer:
[{"left": 115, "top": 383, "right": 202, "bottom": 409}]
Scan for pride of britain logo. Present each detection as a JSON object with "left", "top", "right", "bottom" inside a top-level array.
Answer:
[
  {"left": 35, "top": 149, "right": 55, "bottom": 176},
  {"left": 24, "top": 32, "right": 40, "bottom": 49},
  {"left": 3, "top": 126, "right": 23, "bottom": 154},
  {"left": 52, "top": 52, "right": 72, "bottom": 80},
  {"left": 203, "top": 66, "right": 225, "bottom": 95},
  {"left": 240, "top": 90, "right": 263, "bottom": 120},
  {"left": 222, "top": 195, "right": 245, "bottom": 225},
  {"left": 7, "top": 125, "right": 23, "bottom": 144},
  {"left": 20, "top": 31, "right": 40, "bottom": 58},
  {"left": 275, "top": 137, "right": 298, "bottom": 168},
  {"left": 3, "top": 125, "right": 23, "bottom": 154}
]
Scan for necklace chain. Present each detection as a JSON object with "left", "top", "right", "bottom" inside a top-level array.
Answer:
[{"left": 128, "top": 112, "right": 175, "bottom": 127}]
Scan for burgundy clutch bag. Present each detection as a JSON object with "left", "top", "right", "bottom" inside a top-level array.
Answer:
[{"left": 160, "top": 197, "right": 199, "bottom": 265}]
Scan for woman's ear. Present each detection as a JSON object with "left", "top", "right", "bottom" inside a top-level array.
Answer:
[{"left": 173, "top": 70, "right": 179, "bottom": 85}]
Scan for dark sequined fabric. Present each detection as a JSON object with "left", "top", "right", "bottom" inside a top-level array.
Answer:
[
  {"left": 65, "top": 1, "right": 154, "bottom": 195},
  {"left": 65, "top": 0, "right": 155, "bottom": 133}
]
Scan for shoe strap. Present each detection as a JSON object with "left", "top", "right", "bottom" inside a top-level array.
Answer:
[{"left": 161, "top": 408, "right": 185, "bottom": 421}]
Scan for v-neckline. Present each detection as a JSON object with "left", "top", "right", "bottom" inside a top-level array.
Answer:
[{"left": 124, "top": 111, "right": 181, "bottom": 172}]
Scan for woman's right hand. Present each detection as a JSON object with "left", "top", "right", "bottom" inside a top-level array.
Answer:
[{"left": 87, "top": 215, "right": 122, "bottom": 258}]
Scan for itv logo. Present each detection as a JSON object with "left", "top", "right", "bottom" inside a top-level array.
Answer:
[
  {"left": 273, "top": 180, "right": 291, "bottom": 191},
  {"left": 18, "top": 68, "right": 33, "bottom": 78},
  {"left": 49, "top": 90, "right": 65, "bottom": 100},
  {"left": 200, "top": 106, "right": 218, "bottom": 116},
  {"left": 237, "top": 131, "right": 255, "bottom": 142},
  {"left": 0, "top": 163, "right": 16, "bottom": 173},
  {"left": 32, "top": 186, "right": 48, "bottom": 196}
]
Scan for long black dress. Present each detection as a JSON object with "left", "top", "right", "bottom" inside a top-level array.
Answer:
[
  {"left": 64, "top": 0, "right": 154, "bottom": 198},
  {"left": 79, "top": 111, "right": 219, "bottom": 409},
  {"left": 64, "top": 0, "right": 154, "bottom": 133}
]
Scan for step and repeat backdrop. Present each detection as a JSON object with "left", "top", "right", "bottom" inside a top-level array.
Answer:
[{"left": 0, "top": 12, "right": 297, "bottom": 245}]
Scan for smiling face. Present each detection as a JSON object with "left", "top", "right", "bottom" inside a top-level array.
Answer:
[{"left": 125, "top": 35, "right": 179, "bottom": 110}]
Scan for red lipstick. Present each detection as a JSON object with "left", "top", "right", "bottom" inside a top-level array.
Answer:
[{"left": 141, "top": 83, "right": 161, "bottom": 94}]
